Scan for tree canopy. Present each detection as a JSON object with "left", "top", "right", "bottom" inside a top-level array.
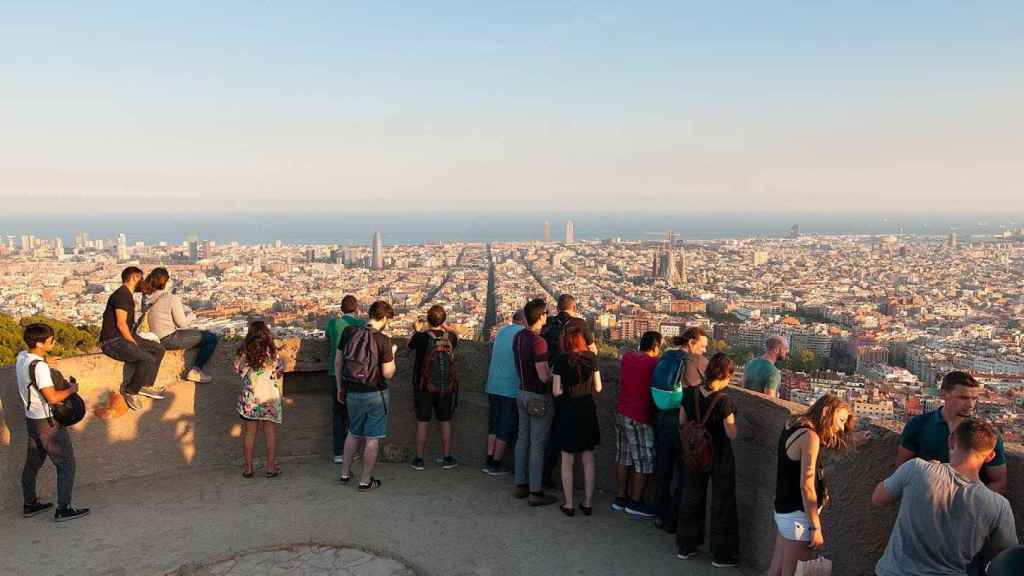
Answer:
[{"left": 0, "top": 313, "right": 99, "bottom": 366}]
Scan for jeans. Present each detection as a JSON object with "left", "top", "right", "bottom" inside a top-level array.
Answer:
[
  {"left": 160, "top": 329, "right": 218, "bottom": 369},
  {"left": 515, "top": 390, "right": 555, "bottom": 493},
  {"left": 677, "top": 448, "right": 739, "bottom": 562},
  {"left": 101, "top": 337, "right": 165, "bottom": 394},
  {"left": 654, "top": 409, "right": 684, "bottom": 530},
  {"left": 22, "top": 418, "right": 75, "bottom": 509},
  {"left": 542, "top": 396, "right": 563, "bottom": 485},
  {"left": 332, "top": 393, "right": 348, "bottom": 457}
]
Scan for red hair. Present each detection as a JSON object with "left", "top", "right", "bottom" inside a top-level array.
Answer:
[{"left": 561, "top": 328, "right": 588, "bottom": 354}]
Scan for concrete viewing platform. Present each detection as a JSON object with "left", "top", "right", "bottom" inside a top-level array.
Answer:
[{"left": 1, "top": 339, "right": 1021, "bottom": 575}]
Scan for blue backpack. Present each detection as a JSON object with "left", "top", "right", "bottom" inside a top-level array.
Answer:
[{"left": 651, "top": 350, "right": 687, "bottom": 410}]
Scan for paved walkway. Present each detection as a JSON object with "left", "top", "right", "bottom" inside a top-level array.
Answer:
[{"left": 4, "top": 455, "right": 730, "bottom": 576}]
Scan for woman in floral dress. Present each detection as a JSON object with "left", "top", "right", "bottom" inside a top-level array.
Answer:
[{"left": 235, "top": 321, "right": 284, "bottom": 478}]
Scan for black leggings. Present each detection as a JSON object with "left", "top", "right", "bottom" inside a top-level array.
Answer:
[{"left": 677, "top": 453, "right": 739, "bottom": 562}]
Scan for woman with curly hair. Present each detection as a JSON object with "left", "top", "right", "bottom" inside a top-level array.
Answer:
[
  {"left": 766, "top": 393, "right": 855, "bottom": 576},
  {"left": 235, "top": 321, "right": 284, "bottom": 479}
]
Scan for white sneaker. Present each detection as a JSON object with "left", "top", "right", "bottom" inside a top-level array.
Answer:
[
  {"left": 333, "top": 455, "right": 344, "bottom": 464},
  {"left": 186, "top": 368, "right": 212, "bottom": 383}
]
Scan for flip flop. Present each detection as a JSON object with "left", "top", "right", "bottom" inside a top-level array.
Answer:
[
  {"left": 265, "top": 468, "right": 280, "bottom": 478},
  {"left": 242, "top": 470, "right": 254, "bottom": 479},
  {"left": 358, "top": 477, "right": 381, "bottom": 492}
]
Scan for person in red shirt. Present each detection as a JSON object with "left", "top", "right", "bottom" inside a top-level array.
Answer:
[{"left": 612, "top": 331, "right": 663, "bottom": 516}]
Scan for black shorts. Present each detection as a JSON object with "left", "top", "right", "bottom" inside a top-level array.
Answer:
[{"left": 414, "top": 386, "right": 455, "bottom": 422}]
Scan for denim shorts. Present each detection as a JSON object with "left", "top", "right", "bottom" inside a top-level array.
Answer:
[
  {"left": 347, "top": 389, "right": 389, "bottom": 439},
  {"left": 487, "top": 393, "right": 518, "bottom": 443}
]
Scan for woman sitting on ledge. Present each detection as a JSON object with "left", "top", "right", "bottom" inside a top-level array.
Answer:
[
  {"left": 766, "top": 393, "right": 855, "bottom": 576},
  {"left": 140, "top": 267, "right": 219, "bottom": 383}
]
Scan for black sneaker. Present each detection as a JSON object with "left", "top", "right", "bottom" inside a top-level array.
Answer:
[
  {"left": 23, "top": 501, "right": 53, "bottom": 518},
  {"left": 482, "top": 461, "right": 510, "bottom": 476},
  {"left": 712, "top": 559, "right": 738, "bottom": 568},
  {"left": 438, "top": 456, "right": 459, "bottom": 470},
  {"left": 410, "top": 457, "right": 425, "bottom": 471},
  {"left": 55, "top": 506, "right": 91, "bottom": 522},
  {"left": 611, "top": 496, "right": 628, "bottom": 511},
  {"left": 625, "top": 499, "right": 655, "bottom": 518}
]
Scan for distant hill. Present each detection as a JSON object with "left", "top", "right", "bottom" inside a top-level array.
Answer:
[{"left": 0, "top": 313, "right": 99, "bottom": 366}]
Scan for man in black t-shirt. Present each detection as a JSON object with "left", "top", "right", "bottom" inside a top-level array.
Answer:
[
  {"left": 407, "top": 305, "right": 460, "bottom": 471},
  {"left": 99, "top": 267, "right": 166, "bottom": 411}
]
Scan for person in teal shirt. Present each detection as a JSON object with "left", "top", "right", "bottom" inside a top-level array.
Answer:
[
  {"left": 325, "top": 295, "right": 366, "bottom": 462},
  {"left": 743, "top": 336, "right": 788, "bottom": 397}
]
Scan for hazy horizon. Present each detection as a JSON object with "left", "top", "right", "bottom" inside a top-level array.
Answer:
[{"left": 3, "top": 2, "right": 1023, "bottom": 213}]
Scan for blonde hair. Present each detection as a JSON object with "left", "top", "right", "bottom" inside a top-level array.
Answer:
[{"left": 788, "top": 394, "right": 855, "bottom": 451}]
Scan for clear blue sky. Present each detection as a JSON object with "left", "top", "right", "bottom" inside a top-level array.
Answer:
[{"left": 2, "top": 1, "right": 1022, "bottom": 214}]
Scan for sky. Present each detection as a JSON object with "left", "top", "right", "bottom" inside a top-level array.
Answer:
[{"left": 2, "top": 1, "right": 1022, "bottom": 215}]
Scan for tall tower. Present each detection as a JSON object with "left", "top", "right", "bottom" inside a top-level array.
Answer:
[
  {"left": 543, "top": 221, "right": 551, "bottom": 242},
  {"left": 663, "top": 231, "right": 677, "bottom": 282},
  {"left": 372, "top": 231, "right": 384, "bottom": 270},
  {"left": 54, "top": 237, "right": 64, "bottom": 257},
  {"left": 116, "top": 233, "right": 128, "bottom": 261},
  {"left": 679, "top": 244, "right": 688, "bottom": 285},
  {"left": 564, "top": 220, "right": 575, "bottom": 245}
]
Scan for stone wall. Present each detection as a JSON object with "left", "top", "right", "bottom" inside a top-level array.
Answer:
[{"left": 2, "top": 340, "right": 1020, "bottom": 575}]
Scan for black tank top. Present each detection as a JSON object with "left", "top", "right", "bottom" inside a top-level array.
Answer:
[{"left": 774, "top": 425, "right": 825, "bottom": 514}]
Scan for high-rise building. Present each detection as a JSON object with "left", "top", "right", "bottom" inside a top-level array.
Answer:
[
  {"left": 789, "top": 224, "right": 801, "bottom": 239},
  {"left": 116, "top": 233, "right": 128, "bottom": 261},
  {"left": 947, "top": 232, "right": 958, "bottom": 248},
  {"left": 54, "top": 237, "right": 64, "bottom": 257},
  {"left": 186, "top": 235, "right": 199, "bottom": 262},
  {"left": 372, "top": 231, "right": 384, "bottom": 270},
  {"left": 20, "top": 234, "right": 34, "bottom": 254},
  {"left": 543, "top": 221, "right": 551, "bottom": 242},
  {"left": 679, "top": 244, "right": 688, "bottom": 285},
  {"left": 564, "top": 220, "right": 575, "bottom": 245}
]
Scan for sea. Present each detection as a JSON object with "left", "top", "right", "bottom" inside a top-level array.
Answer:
[{"left": 1, "top": 211, "right": 1021, "bottom": 246}]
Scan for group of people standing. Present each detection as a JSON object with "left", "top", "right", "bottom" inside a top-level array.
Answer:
[{"left": 14, "top": 275, "right": 1022, "bottom": 575}]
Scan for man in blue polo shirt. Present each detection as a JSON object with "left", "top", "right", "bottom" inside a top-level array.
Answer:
[{"left": 898, "top": 371, "right": 1008, "bottom": 493}]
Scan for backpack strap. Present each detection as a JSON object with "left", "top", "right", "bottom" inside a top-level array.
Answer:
[
  {"left": 701, "top": 392, "right": 724, "bottom": 427},
  {"left": 26, "top": 359, "right": 54, "bottom": 426},
  {"left": 134, "top": 292, "right": 168, "bottom": 332}
]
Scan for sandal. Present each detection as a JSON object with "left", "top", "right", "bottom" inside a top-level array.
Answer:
[
  {"left": 242, "top": 470, "right": 254, "bottom": 479},
  {"left": 266, "top": 467, "right": 280, "bottom": 478},
  {"left": 339, "top": 474, "right": 351, "bottom": 484},
  {"left": 358, "top": 477, "right": 381, "bottom": 492},
  {"left": 560, "top": 505, "right": 575, "bottom": 517},
  {"left": 580, "top": 503, "right": 593, "bottom": 516}
]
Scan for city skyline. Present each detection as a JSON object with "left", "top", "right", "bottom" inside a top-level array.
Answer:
[{"left": 3, "top": 3, "right": 1023, "bottom": 214}]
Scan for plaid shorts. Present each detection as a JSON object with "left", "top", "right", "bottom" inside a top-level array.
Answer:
[{"left": 615, "top": 413, "right": 655, "bottom": 474}]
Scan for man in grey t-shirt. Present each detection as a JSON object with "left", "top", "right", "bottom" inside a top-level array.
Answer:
[{"left": 872, "top": 418, "right": 1017, "bottom": 576}]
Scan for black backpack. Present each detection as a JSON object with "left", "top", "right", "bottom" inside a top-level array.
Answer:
[
  {"left": 419, "top": 330, "right": 457, "bottom": 395},
  {"left": 541, "top": 314, "right": 567, "bottom": 363},
  {"left": 340, "top": 326, "right": 381, "bottom": 391},
  {"left": 27, "top": 360, "right": 86, "bottom": 427}
]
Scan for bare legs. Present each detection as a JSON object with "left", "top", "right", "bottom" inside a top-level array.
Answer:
[
  {"left": 242, "top": 420, "right": 277, "bottom": 474},
  {"left": 765, "top": 531, "right": 811, "bottom": 576},
  {"left": 560, "top": 451, "right": 595, "bottom": 509},
  {"left": 341, "top": 434, "right": 381, "bottom": 485},
  {"left": 417, "top": 421, "right": 454, "bottom": 460}
]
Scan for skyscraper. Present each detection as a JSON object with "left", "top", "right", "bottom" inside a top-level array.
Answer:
[
  {"left": 543, "top": 221, "right": 551, "bottom": 242},
  {"left": 663, "top": 231, "right": 677, "bottom": 282},
  {"left": 54, "top": 237, "right": 64, "bottom": 257},
  {"left": 564, "top": 220, "right": 575, "bottom": 245},
  {"left": 372, "top": 231, "right": 384, "bottom": 270},
  {"left": 116, "top": 233, "right": 128, "bottom": 261}
]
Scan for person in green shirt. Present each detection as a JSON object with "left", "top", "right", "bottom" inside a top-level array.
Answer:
[
  {"left": 325, "top": 295, "right": 365, "bottom": 463},
  {"left": 743, "top": 336, "right": 788, "bottom": 398}
]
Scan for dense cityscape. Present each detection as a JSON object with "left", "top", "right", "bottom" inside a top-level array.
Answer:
[{"left": 2, "top": 221, "right": 1023, "bottom": 441}]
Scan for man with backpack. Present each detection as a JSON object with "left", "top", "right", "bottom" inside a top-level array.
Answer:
[
  {"left": 652, "top": 327, "right": 708, "bottom": 533},
  {"left": 407, "top": 304, "right": 459, "bottom": 471},
  {"left": 327, "top": 295, "right": 366, "bottom": 464},
  {"left": 541, "top": 294, "right": 597, "bottom": 487},
  {"left": 17, "top": 323, "right": 90, "bottom": 522},
  {"left": 612, "top": 331, "right": 662, "bottom": 517},
  {"left": 336, "top": 300, "right": 397, "bottom": 492}
]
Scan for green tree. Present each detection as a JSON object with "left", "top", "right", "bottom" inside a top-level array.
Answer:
[{"left": 0, "top": 313, "right": 99, "bottom": 366}]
